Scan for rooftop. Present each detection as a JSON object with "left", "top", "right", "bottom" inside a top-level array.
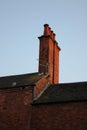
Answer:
[
  {"left": 33, "top": 81, "right": 87, "bottom": 104},
  {"left": 0, "top": 72, "right": 44, "bottom": 89}
]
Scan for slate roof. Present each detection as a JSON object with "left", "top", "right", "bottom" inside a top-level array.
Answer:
[
  {"left": 33, "top": 82, "right": 87, "bottom": 104},
  {"left": 0, "top": 72, "right": 44, "bottom": 89}
]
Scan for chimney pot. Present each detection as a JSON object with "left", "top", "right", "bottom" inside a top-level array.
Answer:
[
  {"left": 53, "top": 33, "right": 56, "bottom": 41},
  {"left": 44, "top": 24, "right": 50, "bottom": 36},
  {"left": 49, "top": 27, "right": 51, "bottom": 36},
  {"left": 44, "top": 24, "right": 49, "bottom": 27},
  {"left": 51, "top": 30, "right": 54, "bottom": 39}
]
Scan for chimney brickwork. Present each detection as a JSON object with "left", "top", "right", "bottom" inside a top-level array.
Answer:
[{"left": 38, "top": 24, "right": 61, "bottom": 84}]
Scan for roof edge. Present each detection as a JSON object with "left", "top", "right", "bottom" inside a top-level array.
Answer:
[
  {"left": 0, "top": 72, "right": 38, "bottom": 79},
  {"left": 32, "top": 99, "right": 87, "bottom": 105}
]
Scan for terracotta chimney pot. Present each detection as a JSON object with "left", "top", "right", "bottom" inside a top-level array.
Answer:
[
  {"left": 44, "top": 24, "right": 50, "bottom": 36},
  {"left": 53, "top": 33, "right": 56, "bottom": 41}
]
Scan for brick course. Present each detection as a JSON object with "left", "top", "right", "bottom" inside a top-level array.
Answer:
[
  {"left": 0, "top": 86, "right": 33, "bottom": 130},
  {"left": 31, "top": 102, "right": 87, "bottom": 130},
  {"left": 38, "top": 24, "right": 60, "bottom": 84}
]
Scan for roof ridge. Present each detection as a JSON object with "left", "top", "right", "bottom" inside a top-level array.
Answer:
[
  {"left": 50, "top": 82, "right": 87, "bottom": 87},
  {"left": 0, "top": 72, "right": 38, "bottom": 79}
]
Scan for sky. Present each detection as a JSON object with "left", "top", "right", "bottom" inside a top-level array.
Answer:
[{"left": 0, "top": 0, "right": 87, "bottom": 83}]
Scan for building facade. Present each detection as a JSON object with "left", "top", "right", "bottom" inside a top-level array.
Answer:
[{"left": 0, "top": 24, "right": 87, "bottom": 130}]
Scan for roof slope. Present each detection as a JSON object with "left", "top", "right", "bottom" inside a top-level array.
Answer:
[
  {"left": 0, "top": 72, "right": 44, "bottom": 89},
  {"left": 33, "top": 82, "right": 87, "bottom": 104}
]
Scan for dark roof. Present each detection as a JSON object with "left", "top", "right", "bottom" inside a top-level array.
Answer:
[
  {"left": 0, "top": 72, "right": 44, "bottom": 89},
  {"left": 33, "top": 82, "right": 87, "bottom": 104}
]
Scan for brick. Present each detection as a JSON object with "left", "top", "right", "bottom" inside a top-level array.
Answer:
[
  {"left": 30, "top": 102, "right": 87, "bottom": 130},
  {"left": 0, "top": 86, "right": 33, "bottom": 130}
]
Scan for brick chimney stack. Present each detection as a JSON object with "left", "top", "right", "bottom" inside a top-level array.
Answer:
[{"left": 38, "top": 24, "right": 61, "bottom": 84}]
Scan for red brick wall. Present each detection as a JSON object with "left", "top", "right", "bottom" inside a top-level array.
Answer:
[
  {"left": 38, "top": 36, "right": 58, "bottom": 84},
  {"left": 34, "top": 75, "right": 50, "bottom": 98},
  {"left": 38, "top": 36, "right": 50, "bottom": 74},
  {"left": 48, "top": 37, "right": 54, "bottom": 83},
  {"left": 30, "top": 102, "right": 87, "bottom": 130},
  {"left": 0, "top": 86, "right": 33, "bottom": 130},
  {"left": 53, "top": 42, "right": 60, "bottom": 84}
]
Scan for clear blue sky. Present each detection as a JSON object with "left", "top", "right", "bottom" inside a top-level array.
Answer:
[{"left": 0, "top": 0, "right": 87, "bottom": 83}]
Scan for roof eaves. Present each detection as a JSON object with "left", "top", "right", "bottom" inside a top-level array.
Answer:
[{"left": 32, "top": 99, "right": 87, "bottom": 105}]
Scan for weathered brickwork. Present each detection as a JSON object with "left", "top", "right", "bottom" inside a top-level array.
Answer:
[
  {"left": 53, "top": 42, "right": 60, "bottom": 84},
  {"left": 34, "top": 74, "right": 50, "bottom": 98},
  {"left": 31, "top": 102, "right": 87, "bottom": 130},
  {"left": 0, "top": 86, "right": 33, "bottom": 130},
  {"left": 38, "top": 24, "right": 60, "bottom": 84}
]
